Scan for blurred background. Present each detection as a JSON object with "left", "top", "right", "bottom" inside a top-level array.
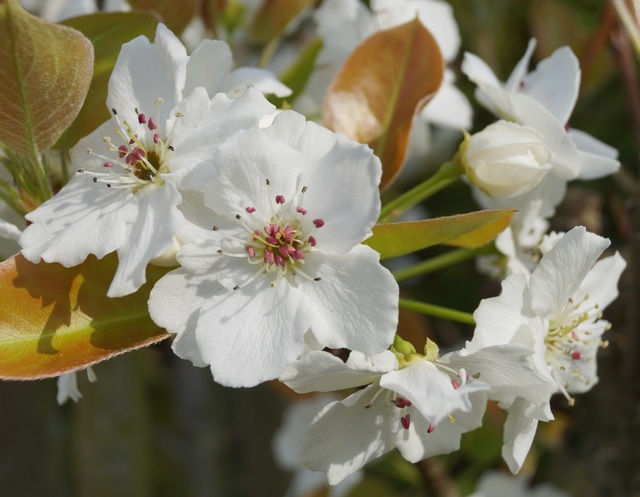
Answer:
[{"left": 0, "top": 0, "right": 638, "bottom": 496}]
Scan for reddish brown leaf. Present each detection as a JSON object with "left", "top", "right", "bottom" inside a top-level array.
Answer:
[
  {"left": 0, "top": 253, "right": 170, "bottom": 380},
  {"left": 323, "top": 18, "right": 444, "bottom": 190}
]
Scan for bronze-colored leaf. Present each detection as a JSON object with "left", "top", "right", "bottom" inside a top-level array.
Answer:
[
  {"left": 0, "top": 1, "right": 93, "bottom": 156},
  {"left": 323, "top": 18, "right": 444, "bottom": 190},
  {"left": 0, "top": 253, "right": 170, "bottom": 380}
]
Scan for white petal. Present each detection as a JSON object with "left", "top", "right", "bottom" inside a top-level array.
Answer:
[
  {"left": 204, "top": 127, "right": 303, "bottom": 216},
  {"left": 419, "top": 77, "right": 473, "bottom": 130},
  {"left": 297, "top": 245, "right": 398, "bottom": 355},
  {"left": 108, "top": 24, "right": 188, "bottom": 124},
  {"left": 520, "top": 46, "right": 579, "bottom": 125},
  {"left": 0, "top": 218, "right": 21, "bottom": 243},
  {"left": 195, "top": 281, "right": 310, "bottom": 387},
  {"left": 264, "top": 112, "right": 382, "bottom": 254},
  {"left": 380, "top": 361, "right": 485, "bottom": 425},
  {"left": 301, "top": 385, "right": 395, "bottom": 485},
  {"left": 224, "top": 67, "right": 292, "bottom": 98},
  {"left": 57, "top": 372, "right": 82, "bottom": 404},
  {"left": 576, "top": 149, "right": 620, "bottom": 180},
  {"left": 470, "top": 274, "right": 530, "bottom": 350},
  {"left": 480, "top": 89, "right": 581, "bottom": 181},
  {"left": 575, "top": 251, "right": 626, "bottom": 310},
  {"left": 148, "top": 268, "right": 225, "bottom": 367},
  {"left": 502, "top": 398, "right": 540, "bottom": 473},
  {"left": 393, "top": 393, "right": 486, "bottom": 462},
  {"left": 164, "top": 88, "right": 275, "bottom": 190},
  {"left": 443, "top": 345, "right": 556, "bottom": 407},
  {"left": 281, "top": 349, "right": 397, "bottom": 393},
  {"left": 21, "top": 176, "right": 137, "bottom": 267},
  {"left": 109, "top": 183, "right": 185, "bottom": 297},
  {"left": 528, "top": 227, "right": 609, "bottom": 317},
  {"left": 273, "top": 394, "right": 338, "bottom": 469},
  {"left": 184, "top": 39, "right": 234, "bottom": 98},
  {"left": 504, "top": 38, "right": 537, "bottom": 92}
]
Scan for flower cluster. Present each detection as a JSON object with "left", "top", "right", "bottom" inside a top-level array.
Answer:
[{"left": 0, "top": 2, "right": 627, "bottom": 494}]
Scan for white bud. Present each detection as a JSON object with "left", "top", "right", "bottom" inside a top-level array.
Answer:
[{"left": 462, "top": 120, "right": 552, "bottom": 198}]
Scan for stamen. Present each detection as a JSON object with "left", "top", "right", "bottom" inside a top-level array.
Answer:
[
  {"left": 313, "top": 219, "right": 325, "bottom": 228},
  {"left": 400, "top": 414, "right": 411, "bottom": 430}
]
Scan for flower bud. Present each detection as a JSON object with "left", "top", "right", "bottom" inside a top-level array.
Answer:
[{"left": 461, "top": 120, "right": 551, "bottom": 198}]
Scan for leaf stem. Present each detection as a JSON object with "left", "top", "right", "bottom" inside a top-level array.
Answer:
[
  {"left": 378, "top": 161, "right": 462, "bottom": 223},
  {"left": 393, "top": 248, "right": 481, "bottom": 282},
  {"left": 399, "top": 298, "right": 475, "bottom": 325}
]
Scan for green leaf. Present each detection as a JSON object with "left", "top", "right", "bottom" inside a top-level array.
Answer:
[
  {"left": 323, "top": 18, "right": 444, "bottom": 191},
  {"left": 57, "top": 11, "right": 160, "bottom": 150},
  {"left": 0, "top": 0, "right": 94, "bottom": 157},
  {"left": 0, "top": 253, "right": 170, "bottom": 380},
  {"left": 366, "top": 210, "right": 514, "bottom": 259}
]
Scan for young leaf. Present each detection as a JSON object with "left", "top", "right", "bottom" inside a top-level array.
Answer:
[
  {"left": 323, "top": 18, "right": 444, "bottom": 190},
  {"left": 366, "top": 210, "right": 514, "bottom": 259},
  {"left": 0, "top": 1, "right": 93, "bottom": 157},
  {"left": 0, "top": 253, "right": 170, "bottom": 380},
  {"left": 57, "top": 12, "right": 160, "bottom": 149}
]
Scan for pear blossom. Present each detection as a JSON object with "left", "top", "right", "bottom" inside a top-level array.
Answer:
[
  {"left": 467, "top": 226, "right": 626, "bottom": 472},
  {"left": 280, "top": 336, "right": 554, "bottom": 485},
  {"left": 462, "top": 39, "right": 619, "bottom": 217},
  {"left": 462, "top": 120, "right": 552, "bottom": 198},
  {"left": 20, "top": 24, "right": 275, "bottom": 297},
  {"left": 148, "top": 110, "right": 399, "bottom": 387}
]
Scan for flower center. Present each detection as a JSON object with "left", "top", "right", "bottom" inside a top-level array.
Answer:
[
  {"left": 545, "top": 293, "right": 610, "bottom": 405},
  {"left": 216, "top": 180, "right": 324, "bottom": 289},
  {"left": 78, "top": 98, "right": 180, "bottom": 192}
]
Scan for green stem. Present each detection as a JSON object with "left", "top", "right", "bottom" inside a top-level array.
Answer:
[
  {"left": 379, "top": 161, "right": 462, "bottom": 223},
  {"left": 399, "top": 298, "right": 475, "bottom": 325},
  {"left": 393, "top": 248, "right": 480, "bottom": 282}
]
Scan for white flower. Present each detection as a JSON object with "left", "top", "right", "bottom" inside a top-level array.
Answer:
[
  {"left": 462, "top": 39, "right": 619, "bottom": 217},
  {"left": 280, "top": 347, "right": 487, "bottom": 485},
  {"left": 148, "top": 110, "right": 399, "bottom": 387},
  {"left": 20, "top": 24, "right": 274, "bottom": 297},
  {"left": 462, "top": 120, "right": 551, "bottom": 198},
  {"left": 468, "top": 471, "right": 571, "bottom": 497},
  {"left": 468, "top": 226, "right": 626, "bottom": 472},
  {"left": 280, "top": 336, "right": 553, "bottom": 485},
  {"left": 272, "top": 395, "right": 364, "bottom": 497}
]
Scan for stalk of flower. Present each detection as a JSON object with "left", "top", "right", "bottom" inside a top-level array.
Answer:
[
  {"left": 148, "top": 110, "right": 399, "bottom": 387},
  {"left": 279, "top": 334, "right": 555, "bottom": 485},
  {"left": 466, "top": 226, "right": 626, "bottom": 472},
  {"left": 19, "top": 24, "right": 276, "bottom": 297}
]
